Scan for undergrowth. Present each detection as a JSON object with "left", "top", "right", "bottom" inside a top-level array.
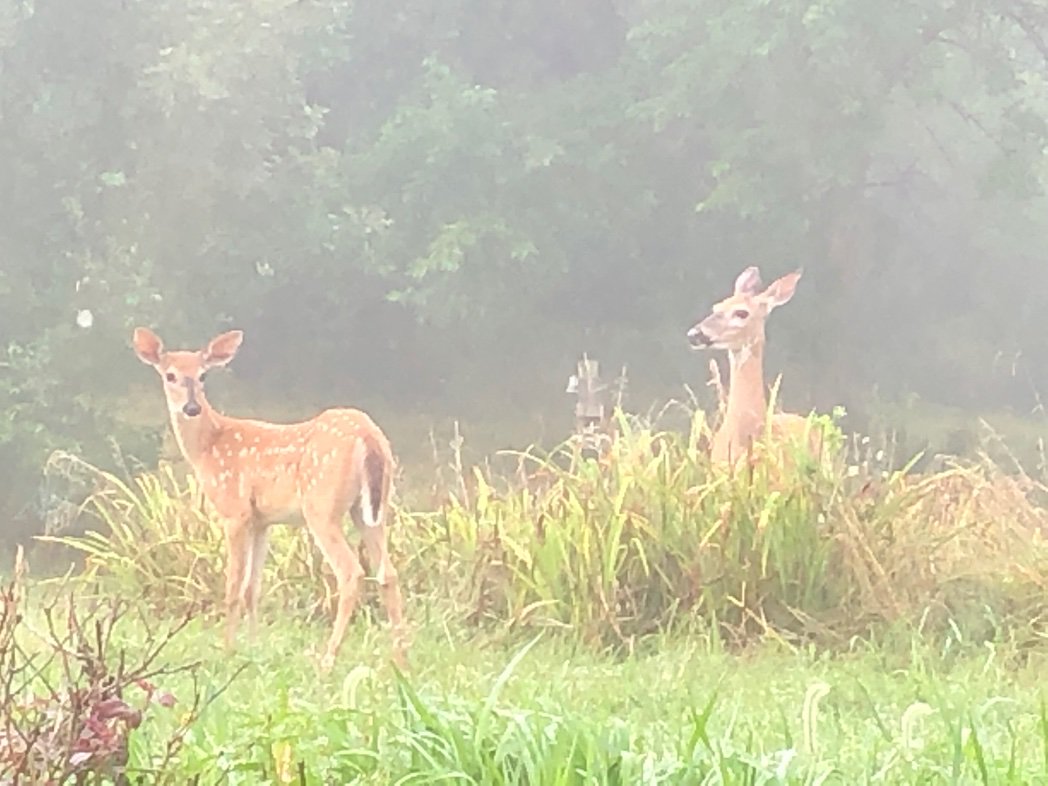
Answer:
[
  {"left": 16, "top": 403, "right": 1048, "bottom": 783},
  {"left": 398, "top": 407, "right": 1048, "bottom": 649},
  {"left": 41, "top": 406, "right": 1048, "bottom": 653},
  {"left": 39, "top": 453, "right": 334, "bottom": 622},
  {"left": 0, "top": 549, "right": 233, "bottom": 783},
  {"left": 111, "top": 625, "right": 1048, "bottom": 784}
]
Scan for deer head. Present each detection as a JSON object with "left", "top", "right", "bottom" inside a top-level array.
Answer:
[
  {"left": 686, "top": 267, "right": 802, "bottom": 353},
  {"left": 132, "top": 327, "right": 243, "bottom": 418}
]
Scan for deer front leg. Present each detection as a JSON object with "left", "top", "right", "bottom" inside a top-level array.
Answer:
[{"left": 222, "top": 516, "right": 253, "bottom": 652}]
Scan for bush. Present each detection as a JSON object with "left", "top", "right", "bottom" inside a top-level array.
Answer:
[
  {"left": 398, "top": 407, "right": 1048, "bottom": 648},
  {"left": 0, "top": 547, "right": 235, "bottom": 783}
]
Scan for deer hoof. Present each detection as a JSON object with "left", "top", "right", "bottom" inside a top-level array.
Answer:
[{"left": 319, "top": 652, "right": 336, "bottom": 673}]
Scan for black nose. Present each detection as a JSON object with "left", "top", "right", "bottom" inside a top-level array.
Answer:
[
  {"left": 182, "top": 402, "right": 202, "bottom": 417},
  {"left": 687, "top": 327, "right": 712, "bottom": 348}
]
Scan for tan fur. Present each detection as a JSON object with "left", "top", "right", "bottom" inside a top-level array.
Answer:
[
  {"left": 688, "top": 267, "right": 824, "bottom": 468},
  {"left": 132, "top": 327, "right": 407, "bottom": 671}
]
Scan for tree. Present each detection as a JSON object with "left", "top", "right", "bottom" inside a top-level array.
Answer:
[{"left": 2, "top": 0, "right": 1047, "bottom": 541}]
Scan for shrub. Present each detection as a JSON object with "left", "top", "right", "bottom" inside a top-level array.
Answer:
[
  {"left": 399, "top": 406, "right": 1048, "bottom": 648},
  {"left": 0, "top": 547, "right": 235, "bottom": 783}
]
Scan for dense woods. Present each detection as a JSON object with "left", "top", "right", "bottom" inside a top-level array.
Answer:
[{"left": 3, "top": 0, "right": 1048, "bottom": 540}]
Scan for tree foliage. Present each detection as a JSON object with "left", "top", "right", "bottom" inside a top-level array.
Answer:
[{"left": 2, "top": 0, "right": 1047, "bottom": 537}]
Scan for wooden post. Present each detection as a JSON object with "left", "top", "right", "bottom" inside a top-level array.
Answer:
[{"left": 566, "top": 354, "right": 608, "bottom": 459}]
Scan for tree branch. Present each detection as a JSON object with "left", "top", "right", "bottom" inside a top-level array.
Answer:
[{"left": 1005, "top": 9, "right": 1048, "bottom": 68}]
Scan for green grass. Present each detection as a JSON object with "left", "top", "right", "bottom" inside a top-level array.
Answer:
[
  {"left": 48, "top": 591, "right": 1038, "bottom": 785},
  {"left": 18, "top": 404, "right": 1048, "bottom": 783}
]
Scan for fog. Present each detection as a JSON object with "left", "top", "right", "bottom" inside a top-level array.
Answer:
[{"left": 2, "top": 0, "right": 1048, "bottom": 540}]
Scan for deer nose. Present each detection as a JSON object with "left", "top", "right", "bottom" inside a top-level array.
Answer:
[
  {"left": 181, "top": 378, "right": 203, "bottom": 417},
  {"left": 687, "top": 325, "right": 712, "bottom": 348}
]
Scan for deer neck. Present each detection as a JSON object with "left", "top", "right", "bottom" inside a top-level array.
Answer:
[
  {"left": 717, "top": 339, "right": 768, "bottom": 458},
  {"left": 169, "top": 398, "right": 224, "bottom": 467}
]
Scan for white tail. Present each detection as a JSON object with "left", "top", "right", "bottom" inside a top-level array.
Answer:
[
  {"left": 686, "top": 266, "right": 820, "bottom": 466},
  {"left": 132, "top": 327, "right": 406, "bottom": 671}
]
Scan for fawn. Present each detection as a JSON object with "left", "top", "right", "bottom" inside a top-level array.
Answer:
[{"left": 132, "top": 327, "right": 406, "bottom": 671}]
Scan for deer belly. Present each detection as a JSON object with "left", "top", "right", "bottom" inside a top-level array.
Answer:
[{"left": 250, "top": 475, "right": 304, "bottom": 524}]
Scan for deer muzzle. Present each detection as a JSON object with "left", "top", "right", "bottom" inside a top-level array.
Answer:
[
  {"left": 686, "top": 324, "right": 714, "bottom": 348},
  {"left": 182, "top": 379, "right": 202, "bottom": 417}
]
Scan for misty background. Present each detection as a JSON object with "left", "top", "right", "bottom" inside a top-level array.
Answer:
[{"left": 2, "top": 0, "right": 1048, "bottom": 543}]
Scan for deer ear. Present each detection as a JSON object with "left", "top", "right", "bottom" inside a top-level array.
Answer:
[
  {"left": 132, "top": 327, "right": 164, "bottom": 366},
  {"left": 202, "top": 330, "right": 244, "bottom": 368},
  {"left": 733, "top": 266, "right": 763, "bottom": 296},
  {"left": 760, "top": 269, "right": 803, "bottom": 311}
]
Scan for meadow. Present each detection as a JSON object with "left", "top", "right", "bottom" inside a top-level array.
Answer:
[{"left": 5, "top": 406, "right": 1048, "bottom": 784}]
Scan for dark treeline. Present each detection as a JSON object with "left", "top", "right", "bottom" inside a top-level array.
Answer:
[{"left": 2, "top": 0, "right": 1048, "bottom": 539}]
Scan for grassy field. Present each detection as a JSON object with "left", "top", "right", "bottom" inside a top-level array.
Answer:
[
  {"left": 7, "top": 584, "right": 1047, "bottom": 785},
  {"left": 6, "top": 408, "right": 1048, "bottom": 783}
]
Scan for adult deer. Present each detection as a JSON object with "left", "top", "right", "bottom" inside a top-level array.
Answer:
[
  {"left": 686, "top": 266, "right": 821, "bottom": 466},
  {"left": 132, "top": 327, "right": 406, "bottom": 671}
]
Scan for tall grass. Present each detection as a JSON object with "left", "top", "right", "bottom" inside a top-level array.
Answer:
[
  {"left": 42, "top": 405, "right": 1048, "bottom": 652},
  {"left": 38, "top": 452, "right": 334, "bottom": 620},
  {"left": 397, "top": 407, "right": 1048, "bottom": 648},
  {"left": 21, "top": 416, "right": 1048, "bottom": 783}
]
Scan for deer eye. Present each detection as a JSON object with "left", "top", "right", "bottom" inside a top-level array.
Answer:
[
  {"left": 165, "top": 372, "right": 177, "bottom": 383},
  {"left": 732, "top": 309, "right": 750, "bottom": 320}
]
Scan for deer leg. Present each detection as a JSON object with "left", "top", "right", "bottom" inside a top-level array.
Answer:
[
  {"left": 222, "top": 517, "right": 252, "bottom": 651},
  {"left": 359, "top": 520, "right": 408, "bottom": 669},
  {"left": 307, "top": 510, "right": 365, "bottom": 672},
  {"left": 240, "top": 525, "right": 270, "bottom": 642}
]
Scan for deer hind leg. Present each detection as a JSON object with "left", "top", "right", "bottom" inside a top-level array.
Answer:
[
  {"left": 240, "top": 525, "right": 270, "bottom": 642},
  {"left": 306, "top": 505, "right": 366, "bottom": 672},
  {"left": 222, "top": 517, "right": 253, "bottom": 652},
  {"left": 356, "top": 507, "right": 408, "bottom": 669}
]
